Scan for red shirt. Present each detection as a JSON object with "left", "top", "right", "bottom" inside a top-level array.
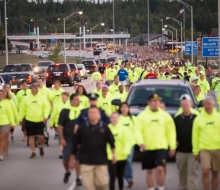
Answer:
[{"left": 145, "top": 73, "right": 158, "bottom": 79}]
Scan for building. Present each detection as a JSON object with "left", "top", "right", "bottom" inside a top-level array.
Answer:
[
  {"left": 208, "top": 28, "right": 218, "bottom": 37},
  {"left": 128, "top": 33, "right": 173, "bottom": 46}
]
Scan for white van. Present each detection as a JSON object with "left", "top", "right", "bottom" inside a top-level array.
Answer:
[{"left": 94, "top": 44, "right": 106, "bottom": 51}]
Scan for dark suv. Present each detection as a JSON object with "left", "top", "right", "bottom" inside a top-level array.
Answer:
[
  {"left": 46, "top": 63, "right": 74, "bottom": 87},
  {"left": 68, "top": 63, "right": 81, "bottom": 82},
  {"left": 81, "top": 60, "right": 97, "bottom": 74}
]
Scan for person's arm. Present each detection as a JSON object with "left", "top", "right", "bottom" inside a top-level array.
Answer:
[
  {"left": 58, "top": 109, "right": 67, "bottom": 146},
  {"left": 43, "top": 97, "right": 50, "bottom": 123},
  {"left": 165, "top": 114, "right": 176, "bottom": 157},
  {"left": 5, "top": 102, "right": 15, "bottom": 127},
  {"left": 19, "top": 99, "right": 26, "bottom": 124},
  {"left": 91, "top": 73, "right": 94, "bottom": 82},
  {"left": 101, "top": 110, "right": 110, "bottom": 124},
  {"left": 50, "top": 105, "right": 57, "bottom": 127},
  {"left": 192, "top": 117, "right": 200, "bottom": 160}
]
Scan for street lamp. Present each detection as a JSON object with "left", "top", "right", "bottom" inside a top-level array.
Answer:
[
  {"left": 160, "top": 19, "right": 163, "bottom": 47},
  {"left": 90, "top": 23, "right": 105, "bottom": 50},
  {"left": 165, "top": 24, "right": 178, "bottom": 59},
  {"left": 4, "top": 0, "right": 8, "bottom": 65},
  {"left": 169, "top": 0, "right": 193, "bottom": 63},
  {"left": 166, "top": 17, "right": 183, "bottom": 58},
  {"left": 163, "top": 28, "right": 173, "bottom": 57},
  {"left": 102, "top": 29, "right": 113, "bottom": 52},
  {"left": 63, "top": 11, "right": 83, "bottom": 63},
  {"left": 38, "top": 20, "right": 57, "bottom": 46},
  {"left": 7, "top": 18, "right": 31, "bottom": 35}
]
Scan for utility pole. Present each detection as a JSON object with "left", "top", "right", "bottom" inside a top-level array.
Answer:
[{"left": 4, "top": 0, "right": 8, "bottom": 65}]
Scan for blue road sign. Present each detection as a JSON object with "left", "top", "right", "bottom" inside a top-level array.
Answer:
[
  {"left": 185, "top": 41, "right": 198, "bottom": 55},
  {"left": 202, "top": 37, "right": 219, "bottom": 57},
  {"left": 50, "top": 39, "right": 56, "bottom": 43}
]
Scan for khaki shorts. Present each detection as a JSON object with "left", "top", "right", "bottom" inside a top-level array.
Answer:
[
  {"left": 200, "top": 150, "right": 220, "bottom": 171},
  {"left": 0, "top": 125, "right": 10, "bottom": 133}
]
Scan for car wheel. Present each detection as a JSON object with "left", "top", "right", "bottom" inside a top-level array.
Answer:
[
  {"left": 84, "top": 76, "right": 87, "bottom": 79},
  {"left": 69, "top": 81, "right": 73, "bottom": 86}
]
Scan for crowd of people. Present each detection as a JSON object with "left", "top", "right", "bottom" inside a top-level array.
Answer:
[{"left": 0, "top": 48, "right": 220, "bottom": 190}]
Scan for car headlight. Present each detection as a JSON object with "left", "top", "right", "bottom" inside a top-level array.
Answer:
[{"left": 34, "top": 67, "right": 39, "bottom": 72}]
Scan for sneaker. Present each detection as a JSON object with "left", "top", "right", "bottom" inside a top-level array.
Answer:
[
  {"left": 63, "top": 172, "right": 71, "bottom": 183},
  {"left": 128, "top": 179, "right": 134, "bottom": 188},
  {"left": 39, "top": 148, "right": 44, "bottom": 156},
  {"left": 76, "top": 178, "right": 82, "bottom": 186},
  {"left": 30, "top": 153, "right": 36, "bottom": 159},
  {"left": 11, "top": 136, "right": 14, "bottom": 143},
  {"left": 54, "top": 134, "right": 59, "bottom": 139},
  {"left": 0, "top": 155, "right": 4, "bottom": 161},
  {"left": 59, "top": 154, "right": 63, "bottom": 159}
]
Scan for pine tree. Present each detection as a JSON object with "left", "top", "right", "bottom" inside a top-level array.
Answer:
[{"left": 138, "top": 35, "right": 145, "bottom": 46}]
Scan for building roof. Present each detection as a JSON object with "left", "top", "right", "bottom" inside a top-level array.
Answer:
[
  {"left": 208, "top": 28, "right": 218, "bottom": 37},
  {"left": 128, "top": 33, "right": 172, "bottom": 43}
]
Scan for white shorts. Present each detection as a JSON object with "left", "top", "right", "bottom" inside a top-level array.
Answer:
[{"left": 120, "top": 81, "right": 127, "bottom": 86}]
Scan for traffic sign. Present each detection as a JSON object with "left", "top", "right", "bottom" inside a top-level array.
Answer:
[
  {"left": 202, "top": 37, "right": 219, "bottom": 57},
  {"left": 185, "top": 41, "right": 198, "bottom": 55}
]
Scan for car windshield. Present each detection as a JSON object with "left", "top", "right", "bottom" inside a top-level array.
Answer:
[
  {"left": 77, "top": 64, "right": 83, "bottom": 69},
  {"left": 127, "top": 85, "right": 194, "bottom": 108},
  {"left": 69, "top": 64, "right": 76, "bottom": 70},
  {"left": 82, "top": 61, "right": 94, "bottom": 66},
  {"left": 99, "top": 59, "right": 106, "bottom": 63},
  {"left": 3, "top": 65, "right": 32, "bottom": 72},
  {"left": 38, "top": 62, "right": 51, "bottom": 67},
  {"left": 47, "top": 65, "right": 68, "bottom": 72},
  {"left": 107, "top": 59, "right": 115, "bottom": 62}
]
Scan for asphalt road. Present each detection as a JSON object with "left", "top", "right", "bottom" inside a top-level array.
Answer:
[{"left": 0, "top": 79, "right": 219, "bottom": 190}]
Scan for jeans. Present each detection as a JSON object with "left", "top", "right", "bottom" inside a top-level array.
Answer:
[{"left": 124, "top": 146, "right": 135, "bottom": 181}]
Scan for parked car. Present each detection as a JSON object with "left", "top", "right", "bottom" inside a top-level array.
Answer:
[
  {"left": 34, "top": 61, "right": 54, "bottom": 77},
  {"left": 46, "top": 63, "right": 74, "bottom": 87},
  {"left": 68, "top": 63, "right": 81, "bottom": 82},
  {"left": 77, "top": 64, "right": 88, "bottom": 79},
  {"left": 81, "top": 60, "right": 97, "bottom": 74},
  {"left": 1, "top": 64, "right": 37, "bottom": 91},
  {"left": 37, "top": 52, "right": 49, "bottom": 58}
]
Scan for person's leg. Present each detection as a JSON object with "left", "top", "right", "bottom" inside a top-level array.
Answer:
[
  {"left": 146, "top": 169, "right": 154, "bottom": 189},
  {"left": 200, "top": 150, "right": 211, "bottom": 190},
  {"left": 62, "top": 143, "right": 72, "bottom": 183},
  {"left": 0, "top": 132, "right": 7, "bottom": 159},
  {"left": 124, "top": 147, "right": 134, "bottom": 183},
  {"left": 176, "top": 152, "right": 188, "bottom": 190},
  {"left": 187, "top": 153, "right": 199, "bottom": 190},
  {"left": 29, "top": 136, "right": 36, "bottom": 153},
  {"left": 108, "top": 160, "right": 116, "bottom": 190},
  {"left": 75, "top": 161, "right": 81, "bottom": 179},
  {"left": 211, "top": 171, "right": 219, "bottom": 190},
  {"left": 81, "top": 164, "right": 95, "bottom": 190},
  {"left": 116, "top": 160, "right": 126, "bottom": 190},
  {"left": 10, "top": 127, "right": 15, "bottom": 143},
  {"left": 155, "top": 166, "right": 165, "bottom": 188},
  {"left": 22, "top": 119, "right": 26, "bottom": 141},
  {"left": 37, "top": 135, "right": 44, "bottom": 149},
  {"left": 94, "top": 165, "right": 108, "bottom": 190}
]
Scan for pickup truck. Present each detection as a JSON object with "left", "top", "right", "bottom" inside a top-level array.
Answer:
[{"left": 0, "top": 64, "right": 37, "bottom": 91}]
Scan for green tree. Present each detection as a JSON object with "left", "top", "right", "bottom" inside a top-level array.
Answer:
[
  {"left": 138, "top": 35, "right": 145, "bottom": 46},
  {"left": 48, "top": 46, "right": 63, "bottom": 63}
]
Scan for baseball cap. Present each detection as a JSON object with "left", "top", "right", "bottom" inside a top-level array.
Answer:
[
  {"left": 180, "top": 94, "right": 191, "bottom": 101},
  {"left": 102, "top": 85, "right": 109, "bottom": 89},
  {"left": 191, "top": 76, "right": 198, "bottom": 82},
  {"left": 148, "top": 94, "right": 162, "bottom": 101},
  {"left": 88, "top": 93, "right": 99, "bottom": 101}
]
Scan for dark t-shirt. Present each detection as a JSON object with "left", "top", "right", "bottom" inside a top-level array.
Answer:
[
  {"left": 72, "top": 121, "right": 115, "bottom": 165},
  {"left": 58, "top": 109, "right": 76, "bottom": 142}
]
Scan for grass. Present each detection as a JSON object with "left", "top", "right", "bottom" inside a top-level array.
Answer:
[{"left": 0, "top": 53, "right": 81, "bottom": 69}]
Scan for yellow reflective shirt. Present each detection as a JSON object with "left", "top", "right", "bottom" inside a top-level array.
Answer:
[
  {"left": 51, "top": 88, "right": 65, "bottom": 106},
  {"left": 97, "top": 93, "right": 114, "bottom": 116}
]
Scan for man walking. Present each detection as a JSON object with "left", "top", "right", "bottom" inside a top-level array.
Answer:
[
  {"left": 174, "top": 94, "right": 199, "bottom": 190},
  {"left": 137, "top": 94, "right": 176, "bottom": 190},
  {"left": 117, "top": 65, "right": 128, "bottom": 86},
  {"left": 69, "top": 106, "right": 115, "bottom": 190},
  {"left": 193, "top": 97, "right": 220, "bottom": 190},
  {"left": 19, "top": 83, "right": 50, "bottom": 159},
  {"left": 58, "top": 93, "right": 83, "bottom": 184}
]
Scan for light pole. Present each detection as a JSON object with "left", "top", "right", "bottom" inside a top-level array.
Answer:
[
  {"left": 113, "top": 0, "right": 115, "bottom": 45},
  {"left": 38, "top": 20, "right": 57, "bottom": 46},
  {"left": 163, "top": 28, "right": 173, "bottom": 57},
  {"left": 165, "top": 25, "right": 178, "bottom": 59},
  {"left": 102, "top": 29, "right": 113, "bottom": 52},
  {"left": 90, "top": 23, "right": 105, "bottom": 50},
  {"left": 4, "top": 0, "right": 8, "bottom": 65},
  {"left": 7, "top": 18, "right": 30, "bottom": 34},
  {"left": 166, "top": 17, "right": 183, "bottom": 58},
  {"left": 147, "top": 0, "right": 150, "bottom": 46},
  {"left": 160, "top": 19, "right": 163, "bottom": 47},
  {"left": 176, "top": 0, "right": 193, "bottom": 63},
  {"left": 63, "top": 11, "right": 83, "bottom": 63}
]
